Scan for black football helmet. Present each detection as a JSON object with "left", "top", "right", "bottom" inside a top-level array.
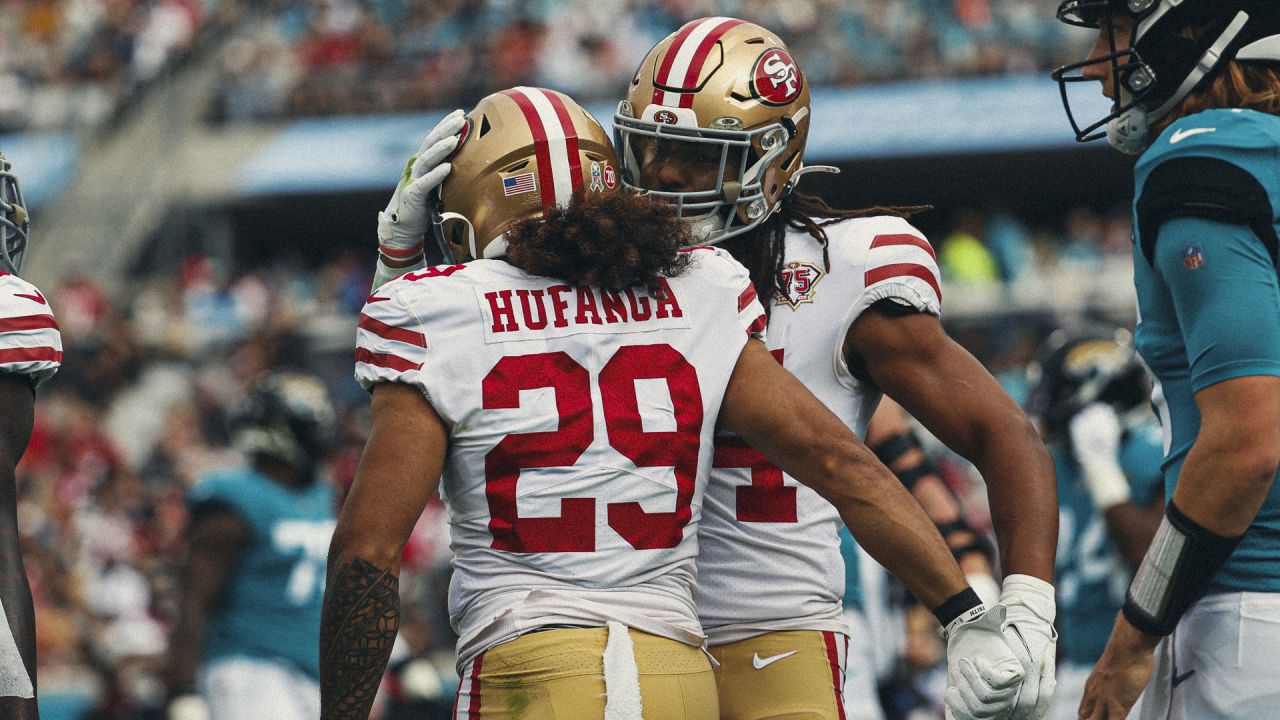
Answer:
[
  {"left": 1052, "top": 0, "right": 1280, "bottom": 154},
  {"left": 0, "top": 151, "right": 29, "bottom": 274},
  {"left": 1026, "top": 326, "right": 1150, "bottom": 439},
  {"left": 230, "top": 373, "right": 336, "bottom": 482}
]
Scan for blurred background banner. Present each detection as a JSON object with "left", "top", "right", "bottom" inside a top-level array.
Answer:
[{"left": 1, "top": 1, "right": 1136, "bottom": 718}]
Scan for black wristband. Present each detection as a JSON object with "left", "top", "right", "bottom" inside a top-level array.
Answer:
[
  {"left": 933, "top": 587, "right": 983, "bottom": 627},
  {"left": 1122, "top": 500, "right": 1243, "bottom": 636}
]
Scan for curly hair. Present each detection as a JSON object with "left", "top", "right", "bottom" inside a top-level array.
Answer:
[
  {"left": 504, "top": 191, "right": 691, "bottom": 293},
  {"left": 720, "top": 192, "right": 932, "bottom": 312}
]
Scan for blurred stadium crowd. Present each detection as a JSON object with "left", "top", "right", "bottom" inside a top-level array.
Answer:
[
  {"left": 3, "top": 0, "right": 1079, "bottom": 129},
  {"left": 1, "top": 0, "right": 1133, "bottom": 717}
]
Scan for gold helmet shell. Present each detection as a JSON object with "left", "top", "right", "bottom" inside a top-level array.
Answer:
[
  {"left": 614, "top": 17, "right": 812, "bottom": 243},
  {"left": 433, "top": 87, "right": 619, "bottom": 263}
]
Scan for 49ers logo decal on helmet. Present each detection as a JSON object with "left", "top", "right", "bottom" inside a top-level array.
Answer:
[
  {"left": 751, "top": 48, "right": 802, "bottom": 106},
  {"left": 654, "top": 110, "right": 679, "bottom": 125}
]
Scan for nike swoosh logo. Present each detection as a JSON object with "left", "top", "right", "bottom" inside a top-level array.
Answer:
[
  {"left": 1172, "top": 669, "right": 1196, "bottom": 687},
  {"left": 1170, "top": 127, "right": 1216, "bottom": 144},
  {"left": 365, "top": 295, "right": 390, "bottom": 303},
  {"left": 752, "top": 651, "right": 798, "bottom": 670},
  {"left": 14, "top": 290, "right": 46, "bottom": 305}
]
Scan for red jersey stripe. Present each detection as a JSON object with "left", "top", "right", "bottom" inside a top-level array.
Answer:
[
  {"left": 823, "top": 631, "right": 848, "bottom": 720},
  {"left": 746, "top": 313, "right": 766, "bottom": 335},
  {"left": 501, "top": 89, "right": 557, "bottom": 212},
  {"left": 737, "top": 284, "right": 759, "bottom": 312},
  {"left": 864, "top": 263, "right": 942, "bottom": 302},
  {"left": 0, "top": 314, "right": 58, "bottom": 333},
  {"left": 540, "top": 89, "right": 583, "bottom": 194},
  {"left": 358, "top": 313, "right": 426, "bottom": 348},
  {"left": 467, "top": 652, "right": 484, "bottom": 719},
  {"left": 0, "top": 346, "right": 62, "bottom": 364},
  {"left": 355, "top": 347, "right": 422, "bottom": 373},
  {"left": 869, "top": 233, "right": 938, "bottom": 262}
]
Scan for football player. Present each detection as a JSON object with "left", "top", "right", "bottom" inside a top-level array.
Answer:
[
  {"left": 165, "top": 373, "right": 337, "bottom": 720},
  {"left": 1054, "top": 2, "right": 1280, "bottom": 718},
  {"left": 612, "top": 18, "right": 1059, "bottom": 720},
  {"left": 327, "top": 87, "right": 1023, "bottom": 720},
  {"left": 0, "top": 151, "right": 61, "bottom": 719},
  {"left": 1025, "top": 328, "right": 1164, "bottom": 720}
]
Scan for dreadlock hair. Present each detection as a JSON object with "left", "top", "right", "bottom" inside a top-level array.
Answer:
[
  {"left": 505, "top": 190, "right": 691, "bottom": 293},
  {"left": 718, "top": 192, "right": 932, "bottom": 313}
]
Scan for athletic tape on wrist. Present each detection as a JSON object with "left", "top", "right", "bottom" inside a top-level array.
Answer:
[{"left": 1123, "top": 500, "right": 1242, "bottom": 636}]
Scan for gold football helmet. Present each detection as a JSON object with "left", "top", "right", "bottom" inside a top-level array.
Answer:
[
  {"left": 0, "top": 151, "right": 29, "bottom": 274},
  {"left": 432, "top": 87, "right": 619, "bottom": 262},
  {"left": 614, "top": 17, "right": 824, "bottom": 243}
]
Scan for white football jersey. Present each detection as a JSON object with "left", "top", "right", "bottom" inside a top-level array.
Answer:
[
  {"left": 353, "top": 249, "right": 766, "bottom": 670},
  {"left": 0, "top": 272, "right": 61, "bottom": 386},
  {"left": 696, "top": 216, "right": 943, "bottom": 644}
]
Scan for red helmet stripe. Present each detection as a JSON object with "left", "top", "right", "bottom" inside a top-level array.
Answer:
[
  {"left": 501, "top": 89, "right": 557, "bottom": 212},
  {"left": 677, "top": 18, "right": 745, "bottom": 108},
  {"left": 652, "top": 17, "right": 745, "bottom": 108},
  {"left": 502, "top": 88, "right": 581, "bottom": 214},
  {"left": 540, "top": 89, "right": 583, "bottom": 195}
]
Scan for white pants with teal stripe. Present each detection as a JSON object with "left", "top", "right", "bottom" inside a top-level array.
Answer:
[{"left": 1130, "top": 591, "right": 1280, "bottom": 720}]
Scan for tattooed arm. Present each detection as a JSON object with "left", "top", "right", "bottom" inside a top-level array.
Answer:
[
  {"left": 0, "top": 375, "right": 38, "bottom": 719},
  {"left": 321, "top": 382, "right": 448, "bottom": 720}
]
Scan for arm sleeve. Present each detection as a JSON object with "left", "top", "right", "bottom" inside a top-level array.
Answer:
[
  {"left": 850, "top": 228, "right": 943, "bottom": 323},
  {"left": 1154, "top": 216, "right": 1280, "bottom": 392},
  {"left": 354, "top": 285, "right": 433, "bottom": 395}
]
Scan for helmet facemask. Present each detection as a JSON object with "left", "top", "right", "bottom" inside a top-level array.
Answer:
[
  {"left": 614, "top": 102, "right": 799, "bottom": 244},
  {"left": 0, "top": 152, "right": 29, "bottom": 275},
  {"left": 1053, "top": 0, "right": 1280, "bottom": 154}
]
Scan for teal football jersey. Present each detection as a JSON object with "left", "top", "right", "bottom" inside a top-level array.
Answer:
[
  {"left": 188, "top": 467, "right": 337, "bottom": 678},
  {"left": 1054, "top": 424, "right": 1164, "bottom": 665},
  {"left": 1132, "top": 108, "right": 1280, "bottom": 593}
]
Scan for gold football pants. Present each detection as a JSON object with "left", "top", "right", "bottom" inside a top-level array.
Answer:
[
  {"left": 709, "top": 630, "right": 849, "bottom": 720},
  {"left": 452, "top": 626, "right": 718, "bottom": 719}
]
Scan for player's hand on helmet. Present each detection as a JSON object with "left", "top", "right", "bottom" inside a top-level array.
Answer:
[
  {"left": 943, "top": 603, "right": 1024, "bottom": 720},
  {"left": 999, "top": 575, "right": 1057, "bottom": 720},
  {"left": 1068, "top": 403, "right": 1131, "bottom": 511},
  {"left": 376, "top": 109, "right": 466, "bottom": 265}
]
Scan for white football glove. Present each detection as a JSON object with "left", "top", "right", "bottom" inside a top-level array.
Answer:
[
  {"left": 944, "top": 603, "right": 1025, "bottom": 720},
  {"left": 999, "top": 574, "right": 1057, "bottom": 720},
  {"left": 374, "top": 109, "right": 466, "bottom": 288},
  {"left": 1068, "top": 403, "right": 1130, "bottom": 511}
]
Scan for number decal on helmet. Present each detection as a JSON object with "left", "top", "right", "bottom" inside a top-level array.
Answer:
[{"left": 751, "top": 48, "right": 803, "bottom": 106}]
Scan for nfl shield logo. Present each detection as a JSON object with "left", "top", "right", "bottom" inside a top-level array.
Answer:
[{"left": 1182, "top": 244, "right": 1204, "bottom": 270}]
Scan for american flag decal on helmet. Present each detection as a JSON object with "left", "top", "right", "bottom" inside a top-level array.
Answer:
[{"left": 502, "top": 172, "right": 536, "bottom": 196}]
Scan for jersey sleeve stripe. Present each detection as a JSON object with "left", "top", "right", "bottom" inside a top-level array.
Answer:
[
  {"left": 737, "top": 285, "right": 759, "bottom": 312},
  {"left": 746, "top": 313, "right": 766, "bottom": 336},
  {"left": 0, "top": 346, "right": 62, "bottom": 364},
  {"left": 864, "top": 263, "right": 942, "bottom": 302},
  {"left": 0, "top": 314, "right": 58, "bottom": 332},
  {"left": 869, "top": 233, "right": 937, "bottom": 261},
  {"left": 358, "top": 313, "right": 427, "bottom": 348},
  {"left": 355, "top": 347, "right": 422, "bottom": 373}
]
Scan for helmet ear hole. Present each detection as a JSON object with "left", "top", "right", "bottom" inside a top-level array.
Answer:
[{"left": 479, "top": 115, "right": 493, "bottom": 137}]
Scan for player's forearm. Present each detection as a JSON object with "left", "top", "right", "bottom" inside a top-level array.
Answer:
[
  {"left": 319, "top": 555, "right": 401, "bottom": 720},
  {"left": 802, "top": 439, "right": 968, "bottom": 608},
  {"left": 968, "top": 412, "right": 1057, "bottom": 582},
  {"left": 0, "top": 486, "right": 37, "bottom": 714},
  {"left": 1172, "top": 431, "right": 1278, "bottom": 537}
]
